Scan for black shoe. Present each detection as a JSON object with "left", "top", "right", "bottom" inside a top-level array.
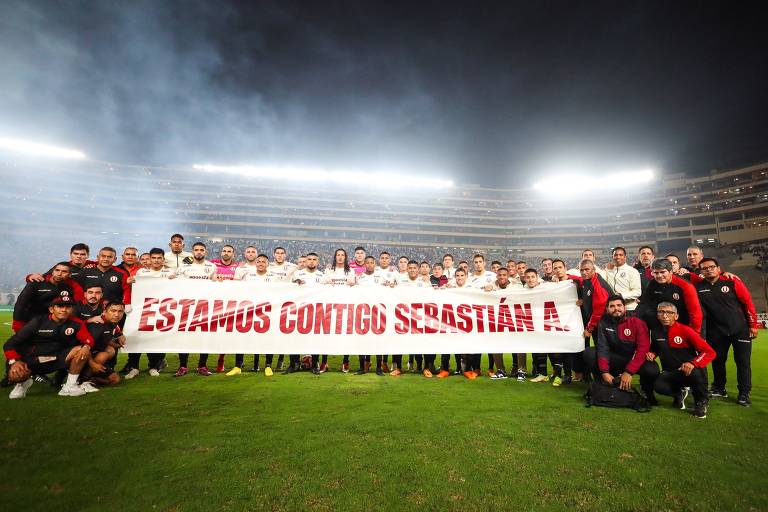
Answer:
[
  {"left": 282, "top": 365, "right": 296, "bottom": 375},
  {"left": 691, "top": 400, "right": 708, "bottom": 419},
  {"left": 737, "top": 394, "right": 752, "bottom": 407},
  {"left": 118, "top": 365, "right": 134, "bottom": 376},
  {"left": 562, "top": 375, "right": 573, "bottom": 385},
  {"left": 251, "top": 366, "right": 261, "bottom": 373},
  {"left": 376, "top": 368, "right": 384, "bottom": 376},
  {"left": 708, "top": 386, "right": 728, "bottom": 398},
  {"left": 673, "top": 387, "right": 689, "bottom": 410},
  {"left": 354, "top": 368, "right": 366, "bottom": 375},
  {"left": 645, "top": 393, "right": 659, "bottom": 406},
  {"left": 312, "top": 367, "right": 321, "bottom": 375}
]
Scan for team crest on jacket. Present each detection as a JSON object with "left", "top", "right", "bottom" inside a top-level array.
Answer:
[
  {"left": 672, "top": 292, "right": 680, "bottom": 300},
  {"left": 620, "top": 271, "right": 626, "bottom": 277},
  {"left": 673, "top": 336, "right": 683, "bottom": 344},
  {"left": 721, "top": 285, "right": 730, "bottom": 293},
  {"left": 110, "top": 275, "right": 118, "bottom": 282},
  {"left": 624, "top": 328, "right": 632, "bottom": 336},
  {"left": 65, "top": 327, "right": 74, "bottom": 336},
  {"left": 61, "top": 291, "right": 69, "bottom": 296}
]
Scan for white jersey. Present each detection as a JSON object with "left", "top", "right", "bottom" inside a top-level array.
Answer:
[
  {"left": 174, "top": 260, "right": 217, "bottom": 280},
  {"left": 268, "top": 262, "right": 298, "bottom": 282},
  {"left": 447, "top": 279, "right": 472, "bottom": 290},
  {"left": 469, "top": 270, "right": 496, "bottom": 289},
  {"left": 396, "top": 274, "right": 432, "bottom": 288},
  {"left": 324, "top": 267, "right": 355, "bottom": 286},
  {"left": 135, "top": 267, "right": 175, "bottom": 279},
  {"left": 375, "top": 266, "right": 397, "bottom": 286},
  {"left": 603, "top": 263, "right": 642, "bottom": 310},
  {"left": 235, "top": 265, "right": 276, "bottom": 283},
  {"left": 443, "top": 266, "right": 456, "bottom": 279},
  {"left": 292, "top": 269, "right": 325, "bottom": 286},
  {"left": 164, "top": 250, "right": 192, "bottom": 269},
  {"left": 356, "top": 271, "right": 389, "bottom": 287}
]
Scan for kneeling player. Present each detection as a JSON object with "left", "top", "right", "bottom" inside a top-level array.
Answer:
[
  {"left": 5, "top": 296, "right": 96, "bottom": 398},
  {"left": 83, "top": 301, "right": 127, "bottom": 387}
]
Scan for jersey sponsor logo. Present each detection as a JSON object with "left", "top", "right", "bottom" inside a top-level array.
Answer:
[
  {"left": 673, "top": 335, "right": 683, "bottom": 345},
  {"left": 672, "top": 292, "right": 680, "bottom": 300},
  {"left": 721, "top": 285, "right": 730, "bottom": 293},
  {"left": 64, "top": 327, "right": 75, "bottom": 336},
  {"left": 624, "top": 328, "right": 632, "bottom": 336},
  {"left": 110, "top": 275, "right": 119, "bottom": 282}
]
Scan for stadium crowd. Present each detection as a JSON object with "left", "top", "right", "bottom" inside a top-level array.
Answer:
[{"left": 3, "top": 234, "right": 759, "bottom": 419}]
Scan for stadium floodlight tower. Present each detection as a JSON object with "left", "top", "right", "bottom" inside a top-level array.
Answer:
[
  {"left": 532, "top": 168, "right": 654, "bottom": 200},
  {"left": 0, "top": 137, "right": 87, "bottom": 160}
]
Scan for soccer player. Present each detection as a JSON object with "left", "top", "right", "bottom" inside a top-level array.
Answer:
[
  {"left": 5, "top": 295, "right": 96, "bottom": 398},
  {"left": 604, "top": 246, "right": 642, "bottom": 313},
  {"left": 585, "top": 295, "right": 660, "bottom": 402},
  {"left": 376, "top": 251, "right": 397, "bottom": 371},
  {"left": 522, "top": 269, "right": 554, "bottom": 382},
  {"left": 164, "top": 233, "right": 192, "bottom": 269},
  {"left": 296, "top": 255, "right": 307, "bottom": 270},
  {"left": 488, "top": 268, "right": 514, "bottom": 380},
  {"left": 211, "top": 244, "right": 239, "bottom": 372},
  {"left": 515, "top": 261, "right": 527, "bottom": 279},
  {"left": 292, "top": 252, "right": 327, "bottom": 375},
  {"left": 392, "top": 260, "right": 433, "bottom": 376},
  {"left": 139, "top": 252, "right": 151, "bottom": 269},
  {"left": 78, "top": 247, "right": 130, "bottom": 306},
  {"left": 83, "top": 301, "right": 126, "bottom": 387},
  {"left": 443, "top": 254, "right": 456, "bottom": 279},
  {"left": 634, "top": 245, "right": 655, "bottom": 293},
  {"left": 75, "top": 284, "right": 105, "bottom": 323},
  {"left": 419, "top": 261, "right": 432, "bottom": 283},
  {"left": 540, "top": 258, "right": 555, "bottom": 282},
  {"left": 570, "top": 259, "right": 612, "bottom": 382},
  {"left": 648, "top": 302, "right": 715, "bottom": 418},
  {"left": 269, "top": 246, "right": 298, "bottom": 284},
  {"left": 353, "top": 256, "right": 386, "bottom": 375},
  {"left": 349, "top": 246, "right": 367, "bottom": 275},
  {"left": 469, "top": 254, "right": 496, "bottom": 374},
  {"left": 13, "top": 262, "right": 83, "bottom": 332},
  {"left": 695, "top": 257, "right": 758, "bottom": 406},
  {"left": 171, "top": 242, "right": 217, "bottom": 377},
  {"left": 636, "top": 259, "right": 702, "bottom": 334},
  {"left": 396, "top": 256, "right": 409, "bottom": 277},
  {"left": 325, "top": 249, "right": 356, "bottom": 372},
  {"left": 458, "top": 260, "right": 470, "bottom": 276},
  {"left": 437, "top": 267, "right": 471, "bottom": 379},
  {"left": 231, "top": 253, "right": 277, "bottom": 375},
  {"left": 491, "top": 260, "right": 502, "bottom": 274},
  {"left": 121, "top": 248, "right": 171, "bottom": 378}
]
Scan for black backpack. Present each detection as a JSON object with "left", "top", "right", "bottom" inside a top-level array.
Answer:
[{"left": 584, "top": 381, "right": 650, "bottom": 413}]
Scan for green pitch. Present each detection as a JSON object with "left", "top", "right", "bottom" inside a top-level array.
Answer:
[{"left": 0, "top": 311, "right": 765, "bottom": 511}]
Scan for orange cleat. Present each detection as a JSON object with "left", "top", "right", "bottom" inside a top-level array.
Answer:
[
  {"left": 463, "top": 371, "right": 477, "bottom": 380},
  {"left": 390, "top": 368, "right": 402, "bottom": 376},
  {"left": 436, "top": 370, "right": 450, "bottom": 378},
  {"left": 423, "top": 368, "right": 433, "bottom": 378},
  {"left": 381, "top": 362, "right": 390, "bottom": 373},
  {"left": 487, "top": 369, "right": 494, "bottom": 377}
]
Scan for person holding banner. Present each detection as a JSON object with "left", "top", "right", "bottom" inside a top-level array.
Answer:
[
  {"left": 292, "top": 253, "right": 327, "bottom": 375},
  {"left": 375, "top": 251, "right": 397, "bottom": 372},
  {"left": 353, "top": 256, "right": 386, "bottom": 375},
  {"left": 325, "top": 249, "right": 356, "bottom": 373},
  {"left": 171, "top": 242, "right": 217, "bottom": 378},
  {"left": 571, "top": 259, "right": 612, "bottom": 383},
  {"left": 392, "top": 260, "right": 433, "bottom": 377}
]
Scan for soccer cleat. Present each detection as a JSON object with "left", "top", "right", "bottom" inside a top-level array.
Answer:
[
  {"left": 381, "top": 362, "right": 389, "bottom": 373},
  {"left": 251, "top": 366, "right": 261, "bottom": 373},
  {"left": 126, "top": 368, "right": 140, "bottom": 379},
  {"left": 517, "top": 370, "right": 527, "bottom": 382},
  {"left": 463, "top": 371, "right": 477, "bottom": 380},
  {"left": 79, "top": 381, "right": 100, "bottom": 393},
  {"left": 156, "top": 359, "right": 168, "bottom": 371},
  {"left": 708, "top": 387, "right": 728, "bottom": 398},
  {"left": 319, "top": 363, "right": 328, "bottom": 373},
  {"left": 264, "top": 367, "right": 274, "bottom": 377},
  {"left": 174, "top": 367, "right": 188, "bottom": 377},
  {"left": 118, "top": 365, "right": 133, "bottom": 376},
  {"left": 216, "top": 363, "right": 225, "bottom": 373},
  {"left": 58, "top": 384, "right": 86, "bottom": 397},
  {"left": 226, "top": 367, "right": 242, "bottom": 376},
  {"left": 282, "top": 365, "right": 296, "bottom": 375},
  {"left": 390, "top": 368, "right": 402, "bottom": 376},
  {"left": 487, "top": 369, "right": 495, "bottom": 378},
  {"left": 529, "top": 374, "right": 549, "bottom": 383},
  {"left": 436, "top": 370, "right": 450, "bottom": 378},
  {"left": 737, "top": 394, "right": 752, "bottom": 407},
  {"left": 197, "top": 366, "right": 213, "bottom": 376},
  {"left": 312, "top": 367, "right": 321, "bottom": 375},
  {"left": 355, "top": 368, "right": 366, "bottom": 375},
  {"left": 551, "top": 376, "right": 562, "bottom": 387},
  {"left": 490, "top": 369, "right": 508, "bottom": 380},
  {"left": 148, "top": 369, "right": 160, "bottom": 377},
  {"left": 423, "top": 368, "right": 433, "bottom": 378},
  {"left": 691, "top": 401, "right": 708, "bottom": 419},
  {"left": 342, "top": 362, "right": 350, "bottom": 373},
  {"left": 673, "top": 387, "right": 689, "bottom": 410},
  {"left": 9, "top": 378, "right": 33, "bottom": 399},
  {"left": 645, "top": 393, "right": 659, "bottom": 406},
  {"left": 376, "top": 367, "right": 384, "bottom": 376}
]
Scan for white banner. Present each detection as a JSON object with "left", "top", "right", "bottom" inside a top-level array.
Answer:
[{"left": 123, "top": 279, "right": 585, "bottom": 354}]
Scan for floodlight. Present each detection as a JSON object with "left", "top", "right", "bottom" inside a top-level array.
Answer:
[{"left": 0, "top": 137, "right": 86, "bottom": 159}]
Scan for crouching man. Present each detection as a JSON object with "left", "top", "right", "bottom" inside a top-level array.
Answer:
[
  {"left": 585, "top": 295, "right": 660, "bottom": 403},
  {"left": 83, "top": 301, "right": 127, "bottom": 387},
  {"left": 648, "top": 302, "right": 716, "bottom": 418},
  {"left": 4, "top": 295, "right": 97, "bottom": 398}
]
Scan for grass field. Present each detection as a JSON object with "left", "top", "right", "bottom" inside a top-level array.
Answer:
[{"left": 0, "top": 310, "right": 766, "bottom": 512}]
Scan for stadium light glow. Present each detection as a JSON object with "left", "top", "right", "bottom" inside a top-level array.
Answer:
[
  {"left": 0, "top": 137, "right": 87, "bottom": 160},
  {"left": 533, "top": 169, "right": 654, "bottom": 196},
  {"left": 192, "top": 164, "right": 454, "bottom": 189}
]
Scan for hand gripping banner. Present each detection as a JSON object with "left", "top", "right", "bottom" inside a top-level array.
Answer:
[{"left": 123, "top": 280, "right": 585, "bottom": 354}]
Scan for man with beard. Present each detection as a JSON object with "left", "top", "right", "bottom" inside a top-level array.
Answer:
[{"left": 13, "top": 262, "right": 83, "bottom": 332}]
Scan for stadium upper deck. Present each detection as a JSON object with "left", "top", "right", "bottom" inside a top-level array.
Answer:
[{"left": 1, "top": 159, "right": 767, "bottom": 257}]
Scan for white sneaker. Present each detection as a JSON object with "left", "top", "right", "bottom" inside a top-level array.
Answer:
[
  {"left": 79, "top": 381, "right": 100, "bottom": 393},
  {"left": 148, "top": 368, "right": 160, "bottom": 377},
  {"left": 59, "top": 384, "right": 87, "bottom": 397},
  {"left": 9, "top": 378, "right": 33, "bottom": 399},
  {"left": 125, "top": 368, "right": 140, "bottom": 379}
]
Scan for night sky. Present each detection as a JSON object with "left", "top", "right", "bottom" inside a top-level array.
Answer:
[{"left": 0, "top": 0, "right": 766, "bottom": 185}]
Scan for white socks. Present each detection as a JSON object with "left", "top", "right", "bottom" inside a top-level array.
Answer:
[{"left": 65, "top": 373, "right": 80, "bottom": 386}]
